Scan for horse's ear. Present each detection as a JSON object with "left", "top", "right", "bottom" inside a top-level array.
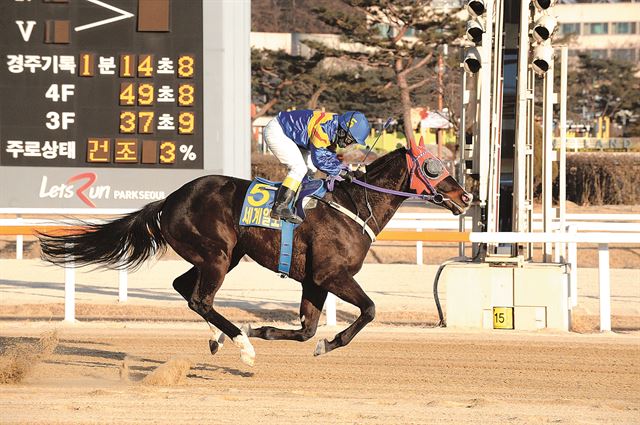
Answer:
[{"left": 419, "top": 136, "right": 425, "bottom": 147}]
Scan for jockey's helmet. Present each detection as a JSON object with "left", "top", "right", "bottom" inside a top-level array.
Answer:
[{"left": 335, "top": 111, "right": 370, "bottom": 148}]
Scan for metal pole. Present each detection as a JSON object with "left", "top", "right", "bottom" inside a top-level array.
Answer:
[
  {"left": 542, "top": 58, "right": 554, "bottom": 261},
  {"left": 477, "top": 0, "right": 494, "bottom": 213},
  {"left": 559, "top": 46, "right": 568, "bottom": 262},
  {"left": 526, "top": 67, "right": 536, "bottom": 259},
  {"left": 458, "top": 64, "right": 468, "bottom": 258},
  {"left": 598, "top": 243, "right": 611, "bottom": 332},
  {"left": 487, "top": 0, "right": 504, "bottom": 238},
  {"left": 514, "top": 0, "right": 530, "bottom": 234}
]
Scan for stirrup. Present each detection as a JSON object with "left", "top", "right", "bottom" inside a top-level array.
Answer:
[
  {"left": 271, "top": 207, "right": 302, "bottom": 224},
  {"left": 280, "top": 212, "right": 303, "bottom": 225},
  {"left": 270, "top": 208, "right": 300, "bottom": 224}
]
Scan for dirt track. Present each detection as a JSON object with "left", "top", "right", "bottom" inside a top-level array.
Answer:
[{"left": 1, "top": 322, "right": 638, "bottom": 425}]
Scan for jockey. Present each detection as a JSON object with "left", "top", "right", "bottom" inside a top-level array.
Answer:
[{"left": 263, "top": 109, "right": 370, "bottom": 224}]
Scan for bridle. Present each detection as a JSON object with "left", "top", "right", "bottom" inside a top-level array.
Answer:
[
  {"left": 324, "top": 147, "right": 457, "bottom": 237},
  {"left": 326, "top": 149, "right": 450, "bottom": 204},
  {"left": 405, "top": 148, "right": 450, "bottom": 204},
  {"left": 350, "top": 176, "right": 445, "bottom": 204}
]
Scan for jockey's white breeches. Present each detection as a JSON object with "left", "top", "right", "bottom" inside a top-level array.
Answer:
[{"left": 263, "top": 118, "right": 316, "bottom": 191}]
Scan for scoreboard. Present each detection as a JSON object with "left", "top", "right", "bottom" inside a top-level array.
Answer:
[{"left": 0, "top": 0, "right": 204, "bottom": 169}]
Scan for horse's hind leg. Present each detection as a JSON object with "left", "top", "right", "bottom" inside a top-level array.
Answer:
[
  {"left": 313, "top": 272, "right": 375, "bottom": 356},
  {"left": 246, "top": 281, "right": 327, "bottom": 341},
  {"left": 172, "top": 252, "right": 244, "bottom": 355},
  {"left": 173, "top": 267, "right": 225, "bottom": 354},
  {"left": 188, "top": 255, "right": 256, "bottom": 366}
]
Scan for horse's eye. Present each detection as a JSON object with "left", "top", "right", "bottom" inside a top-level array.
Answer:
[{"left": 422, "top": 158, "right": 444, "bottom": 179}]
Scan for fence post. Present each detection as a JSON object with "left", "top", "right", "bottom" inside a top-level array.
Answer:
[
  {"left": 567, "top": 225, "right": 578, "bottom": 308},
  {"left": 118, "top": 268, "right": 128, "bottom": 303},
  {"left": 598, "top": 243, "right": 611, "bottom": 332},
  {"left": 16, "top": 216, "right": 23, "bottom": 260},
  {"left": 416, "top": 228, "right": 423, "bottom": 265},
  {"left": 325, "top": 293, "right": 336, "bottom": 326},
  {"left": 64, "top": 254, "right": 75, "bottom": 322}
]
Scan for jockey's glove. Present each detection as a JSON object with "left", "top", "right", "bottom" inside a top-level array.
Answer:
[{"left": 339, "top": 168, "right": 354, "bottom": 183}]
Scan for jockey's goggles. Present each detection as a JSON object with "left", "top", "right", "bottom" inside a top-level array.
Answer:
[{"left": 335, "top": 126, "right": 357, "bottom": 148}]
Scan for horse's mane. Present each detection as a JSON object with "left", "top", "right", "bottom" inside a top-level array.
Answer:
[{"left": 361, "top": 147, "right": 407, "bottom": 178}]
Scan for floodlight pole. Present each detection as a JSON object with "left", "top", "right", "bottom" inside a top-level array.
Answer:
[
  {"left": 557, "top": 46, "right": 569, "bottom": 262},
  {"left": 514, "top": 0, "right": 531, "bottom": 236},
  {"left": 477, "top": 0, "right": 495, "bottom": 231},
  {"left": 542, "top": 54, "right": 555, "bottom": 261},
  {"left": 458, "top": 63, "right": 469, "bottom": 258}
]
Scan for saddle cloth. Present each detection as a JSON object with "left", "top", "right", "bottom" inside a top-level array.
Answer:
[
  {"left": 239, "top": 176, "right": 327, "bottom": 277},
  {"left": 239, "top": 176, "right": 326, "bottom": 230}
]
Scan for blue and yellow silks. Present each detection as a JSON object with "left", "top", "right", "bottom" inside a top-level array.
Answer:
[{"left": 276, "top": 110, "right": 343, "bottom": 176}]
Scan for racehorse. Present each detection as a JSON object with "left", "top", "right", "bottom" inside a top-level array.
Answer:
[{"left": 38, "top": 138, "right": 472, "bottom": 366}]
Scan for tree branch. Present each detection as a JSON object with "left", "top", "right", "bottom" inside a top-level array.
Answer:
[
  {"left": 408, "top": 79, "right": 429, "bottom": 91},
  {"left": 260, "top": 67, "right": 279, "bottom": 79},
  {"left": 253, "top": 79, "right": 293, "bottom": 120},
  {"left": 307, "top": 83, "right": 328, "bottom": 109},
  {"left": 391, "top": 25, "right": 409, "bottom": 44},
  {"left": 254, "top": 97, "right": 278, "bottom": 120},
  {"left": 399, "top": 54, "right": 433, "bottom": 78}
]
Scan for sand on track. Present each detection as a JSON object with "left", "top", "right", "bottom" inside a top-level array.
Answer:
[{"left": 0, "top": 322, "right": 638, "bottom": 425}]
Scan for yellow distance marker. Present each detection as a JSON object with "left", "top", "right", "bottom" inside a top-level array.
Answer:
[{"left": 493, "top": 307, "right": 514, "bottom": 330}]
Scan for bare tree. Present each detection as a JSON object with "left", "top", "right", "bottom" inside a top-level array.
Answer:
[{"left": 312, "top": 0, "right": 463, "bottom": 139}]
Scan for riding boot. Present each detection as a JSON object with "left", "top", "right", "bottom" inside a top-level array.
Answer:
[{"left": 271, "top": 186, "right": 303, "bottom": 225}]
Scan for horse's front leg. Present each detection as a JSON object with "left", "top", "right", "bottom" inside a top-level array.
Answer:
[
  {"left": 246, "top": 281, "right": 327, "bottom": 341},
  {"left": 313, "top": 271, "right": 375, "bottom": 356}
]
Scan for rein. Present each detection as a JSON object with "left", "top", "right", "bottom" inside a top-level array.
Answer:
[
  {"left": 323, "top": 148, "right": 448, "bottom": 237},
  {"left": 352, "top": 178, "right": 445, "bottom": 204},
  {"left": 326, "top": 173, "right": 446, "bottom": 204}
]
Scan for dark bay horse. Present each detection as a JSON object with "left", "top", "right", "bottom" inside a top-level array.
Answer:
[{"left": 38, "top": 139, "right": 472, "bottom": 366}]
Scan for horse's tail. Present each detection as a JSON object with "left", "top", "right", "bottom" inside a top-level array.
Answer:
[{"left": 38, "top": 200, "right": 167, "bottom": 270}]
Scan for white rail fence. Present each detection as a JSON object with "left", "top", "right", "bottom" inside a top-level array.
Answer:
[
  {"left": 385, "top": 212, "right": 640, "bottom": 269},
  {"left": 5, "top": 210, "right": 640, "bottom": 262},
  {"left": 1, "top": 209, "right": 639, "bottom": 331}
]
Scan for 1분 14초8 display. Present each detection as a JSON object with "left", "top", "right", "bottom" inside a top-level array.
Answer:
[{"left": 0, "top": 0, "right": 204, "bottom": 169}]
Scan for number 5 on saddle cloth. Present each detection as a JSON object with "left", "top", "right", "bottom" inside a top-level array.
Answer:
[{"left": 239, "top": 176, "right": 327, "bottom": 277}]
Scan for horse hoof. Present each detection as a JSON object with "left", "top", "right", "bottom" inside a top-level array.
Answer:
[
  {"left": 208, "top": 330, "right": 225, "bottom": 355},
  {"left": 233, "top": 332, "right": 256, "bottom": 367},
  {"left": 314, "top": 339, "right": 329, "bottom": 356},
  {"left": 209, "top": 339, "right": 220, "bottom": 355},
  {"left": 240, "top": 350, "right": 255, "bottom": 367}
]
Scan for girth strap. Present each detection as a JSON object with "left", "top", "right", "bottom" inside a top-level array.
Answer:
[
  {"left": 277, "top": 195, "right": 376, "bottom": 279},
  {"left": 318, "top": 198, "right": 376, "bottom": 242}
]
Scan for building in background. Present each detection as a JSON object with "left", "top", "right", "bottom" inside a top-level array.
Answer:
[{"left": 556, "top": 0, "right": 640, "bottom": 64}]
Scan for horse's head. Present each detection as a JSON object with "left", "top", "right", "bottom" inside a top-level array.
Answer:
[{"left": 405, "top": 138, "right": 472, "bottom": 215}]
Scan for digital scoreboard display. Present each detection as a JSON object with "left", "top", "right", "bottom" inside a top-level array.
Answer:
[{"left": 0, "top": 0, "right": 204, "bottom": 169}]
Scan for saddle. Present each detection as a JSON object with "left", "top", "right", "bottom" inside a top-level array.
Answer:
[{"left": 239, "top": 176, "right": 327, "bottom": 277}]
